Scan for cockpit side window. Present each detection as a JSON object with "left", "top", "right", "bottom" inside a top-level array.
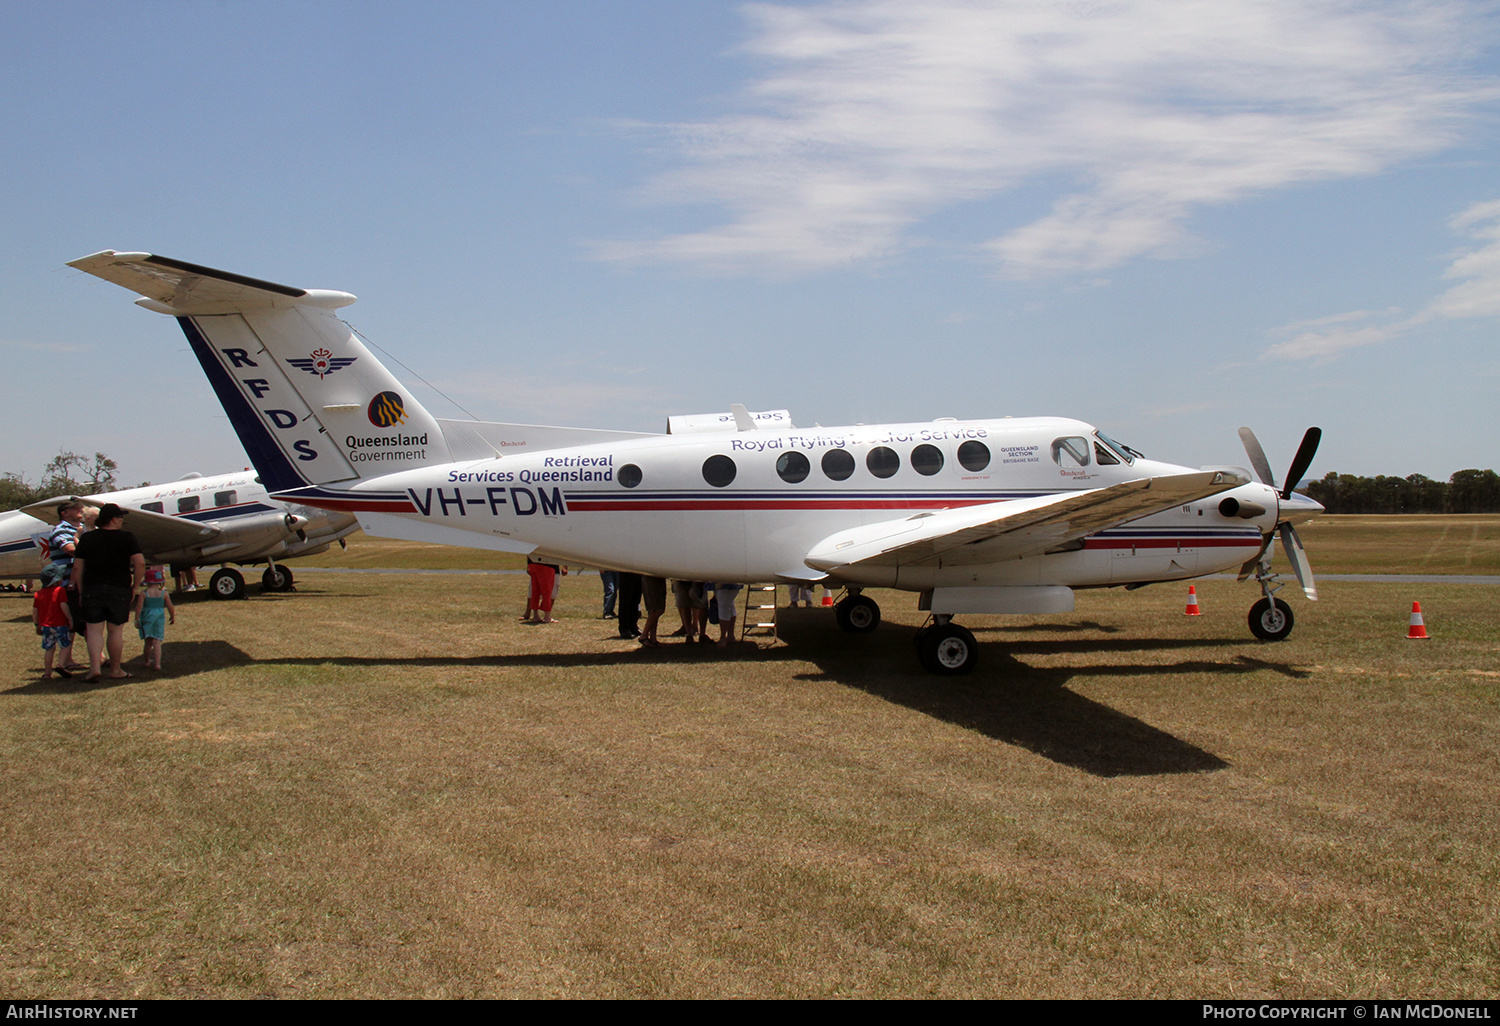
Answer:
[
  {"left": 1093, "top": 442, "right": 1120, "bottom": 466},
  {"left": 1051, "top": 437, "right": 1090, "bottom": 468}
]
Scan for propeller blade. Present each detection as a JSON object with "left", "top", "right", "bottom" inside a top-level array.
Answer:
[
  {"left": 1281, "top": 427, "right": 1322, "bottom": 500},
  {"left": 1238, "top": 427, "right": 1276, "bottom": 487},
  {"left": 1279, "top": 523, "right": 1318, "bottom": 601},
  {"left": 1238, "top": 531, "right": 1274, "bottom": 580}
]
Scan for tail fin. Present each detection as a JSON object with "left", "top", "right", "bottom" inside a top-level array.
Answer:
[{"left": 69, "top": 251, "right": 452, "bottom": 493}]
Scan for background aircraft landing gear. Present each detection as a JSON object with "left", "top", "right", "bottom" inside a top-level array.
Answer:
[
  {"left": 835, "top": 593, "right": 881, "bottom": 633},
  {"left": 915, "top": 618, "right": 979, "bottom": 675},
  {"left": 1248, "top": 597, "right": 1294, "bottom": 641},
  {"left": 261, "top": 565, "right": 294, "bottom": 593},
  {"left": 210, "top": 567, "right": 245, "bottom": 600}
]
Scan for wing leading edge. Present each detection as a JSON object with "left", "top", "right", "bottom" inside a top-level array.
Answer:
[{"left": 804, "top": 469, "right": 1250, "bottom": 574}]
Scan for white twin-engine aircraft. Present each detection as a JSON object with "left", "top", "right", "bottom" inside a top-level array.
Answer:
[
  {"left": 5, "top": 470, "right": 359, "bottom": 598},
  {"left": 69, "top": 250, "right": 1323, "bottom": 674}
]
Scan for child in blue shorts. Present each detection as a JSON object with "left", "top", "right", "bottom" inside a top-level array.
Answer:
[{"left": 32, "top": 564, "right": 75, "bottom": 679}]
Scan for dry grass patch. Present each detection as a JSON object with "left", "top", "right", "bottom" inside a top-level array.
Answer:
[{"left": 1, "top": 526, "right": 1496, "bottom": 998}]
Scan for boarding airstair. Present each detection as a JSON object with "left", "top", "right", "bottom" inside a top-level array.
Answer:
[{"left": 741, "top": 584, "right": 779, "bottom": 638}]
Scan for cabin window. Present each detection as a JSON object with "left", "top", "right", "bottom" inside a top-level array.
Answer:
[
  {"left": 776, "top": 451, "right": 810, "bottom": 484},
  {"left": 821, "top": 449, "right": 855, "bottom": 481},
  {"left": 957, "top": 440, "right": 991, "bottom": 472},
  {"left": 1051, "top": 437, "right": 1090, "bottom": 468},
  {"left": 1093, "top": 442, "right": 1120, "bottom": 466},
  {"left": 178, "top": 496, "right": 200, "bottom": 513},
  {"left": 142, "top": 502, "right": 163, "bottom": 514},
  {"left": 214, "top": 490, "right": 237, "bottom": 507},
  {"left": 866, "top": 446, "right": 900, "bottom": 479},
  {"left": 702, "top": 455, "right": 737, "bottom": 488},
  {"left": 911, "top": 444, "right": 944, "bottom": 476},
  {"left": 618, "top": 464, "right": 642, "bottom": 488}
]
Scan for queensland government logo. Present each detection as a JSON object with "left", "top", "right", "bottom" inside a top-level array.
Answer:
[
  {"left": 288, "top": 348, "right": 356, "bottom": 379},
  {"left": 368, "top": 391, "right": 408, "bottom": 427}
]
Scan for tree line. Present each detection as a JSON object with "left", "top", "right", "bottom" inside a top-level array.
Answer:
[
  {"left": 2, "top": 451, "right": 1497, "bottom": 515},
  {"left": 1302, "top": 469, "right": 1500, "bottom": 514},
  {"left": 0, "top": 451, "right": 120, "bottom": 510}
]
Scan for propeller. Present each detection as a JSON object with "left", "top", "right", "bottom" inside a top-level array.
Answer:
[{"left": 1236, "top": 427, "right": 1322, "bottom": 600}]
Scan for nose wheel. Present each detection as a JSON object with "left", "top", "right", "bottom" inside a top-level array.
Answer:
[{"left": 1248, "top": 597, "right": 1294, "bottom": 641}]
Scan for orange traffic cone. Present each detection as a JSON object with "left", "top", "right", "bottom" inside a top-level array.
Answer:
[
  {"left": 1184, "top": 585, "right": 1201, "bottom": 616},
  {"left": 821, "top": 588, "right": 834, "bottom": 607},
  {"left": 1406, "top": 601, "right": 1429, "bottom": 640}
]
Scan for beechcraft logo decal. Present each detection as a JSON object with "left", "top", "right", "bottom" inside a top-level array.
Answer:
[
  {"left": 288, "top": 348, "right": 357, "bottom": 379},
  {"left": 368, "top": 391, "right": 408, "bottom": 427}
]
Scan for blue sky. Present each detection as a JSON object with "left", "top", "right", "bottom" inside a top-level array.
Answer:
[{"left": 4, "top": 0, "right": 1498, "bottom": 489}]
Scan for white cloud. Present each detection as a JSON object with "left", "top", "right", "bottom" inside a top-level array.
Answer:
[
  {"left": 1429, "top": 199, "right": 1500, "bottom": 320},
  {"left": 598, "top": 0, "right": 1495, "bottom": 277},
  {"left": 1266, "top": 198, "right": 1500, "bottom": 359}
]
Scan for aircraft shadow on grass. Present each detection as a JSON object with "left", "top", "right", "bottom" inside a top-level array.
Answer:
[
  {"left": 232, "top": 609, "right": 1314, "bottom": 779},
  {"left": 5, "top": 639, "right": 254, "bottom": 695}
]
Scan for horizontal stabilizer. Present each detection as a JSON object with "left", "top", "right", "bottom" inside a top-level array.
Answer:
[
  {"left": 68, "top": 251, "right": 354, "bottom": 315},
  {"left": 436, "top": 418, "right": 654, "bottom": 460}
]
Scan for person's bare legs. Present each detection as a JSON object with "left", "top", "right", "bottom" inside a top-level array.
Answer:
[
  {"left": 85, "top": 621, "right": 105, "bottom": 679},
  {"left": 105, "top": 622, "right": 129, "bottom": 678}
]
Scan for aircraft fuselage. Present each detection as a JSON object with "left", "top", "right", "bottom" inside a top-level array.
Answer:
[{"left": 304, "top": 415, "right": 1281, "bottom": 589}]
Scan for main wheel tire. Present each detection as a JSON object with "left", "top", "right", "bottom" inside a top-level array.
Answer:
[
  {"left": 919, "top": 623, "right": 978, "bottom": 675},
  {"left": 1248, "top": 597, "right": 1294, "bottom": 641},
  {"left": 261, "top": 566, "right": 294, "bottom": 592},
  {"left": 835, "top": 594, "right": 881, "bottom": 634},
  {"left": 210, "top": 567, "right": 246, "bottom": 601}
]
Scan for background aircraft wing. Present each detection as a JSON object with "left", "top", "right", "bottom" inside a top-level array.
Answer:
[
  {"left": 20, "top": 498, "right": 222, "bottom": 555},
  {"left": 805, "top": 469, "right": 1248, "bottom": 573}
]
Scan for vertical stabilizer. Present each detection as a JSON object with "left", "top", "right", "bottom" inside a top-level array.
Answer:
[{"left": 69, "top": 252, "right": 452, "bottom": 493}]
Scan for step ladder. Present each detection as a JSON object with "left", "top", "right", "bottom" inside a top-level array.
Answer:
[{"left": 741, "top": 584, "right": 779, "bottom": 638}]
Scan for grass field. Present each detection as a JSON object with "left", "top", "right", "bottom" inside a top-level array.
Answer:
[{"left": 1, "top": 516, "right": 1496, "bottom": 998}]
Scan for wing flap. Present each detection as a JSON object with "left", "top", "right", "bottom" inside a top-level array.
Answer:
[{"left": 805, "top": 469, "right": 1248, "bottom": 572}]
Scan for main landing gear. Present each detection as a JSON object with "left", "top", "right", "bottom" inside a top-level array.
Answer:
[
  {"left": 261, "top": 563, "right": 295, "bottom": 593},
  {"left": 209, "top": 567, "right": 245, "bottom": 600},
  {"left": 834, "top": 593, "right": 881, "bottom": 633},
  {"left": 914, "top": 617, "right": 979, "bottom": 675},
  {"left": 834, "top": 591, "right": 978, "bottom": 675}
]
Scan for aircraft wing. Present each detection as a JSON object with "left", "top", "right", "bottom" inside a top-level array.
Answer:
[
  {"left": 19, "top": 498, "right": 222, "bottom": 555},
  {"left": 805, "top": 469, "right": 1248, "bottom": 572}
]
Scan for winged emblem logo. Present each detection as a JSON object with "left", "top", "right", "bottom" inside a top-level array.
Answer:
[{"left": 288, "top": 348, "right": 356, "bottom": 379}]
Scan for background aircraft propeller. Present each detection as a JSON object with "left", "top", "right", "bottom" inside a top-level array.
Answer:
[{"left": 1236, "top": 427, "right": 1321, "bottom": 600}]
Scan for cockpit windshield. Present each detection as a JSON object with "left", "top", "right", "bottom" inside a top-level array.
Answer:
[{"left": 1094, "top": 431, "right": 1139, "bottom": 465}]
